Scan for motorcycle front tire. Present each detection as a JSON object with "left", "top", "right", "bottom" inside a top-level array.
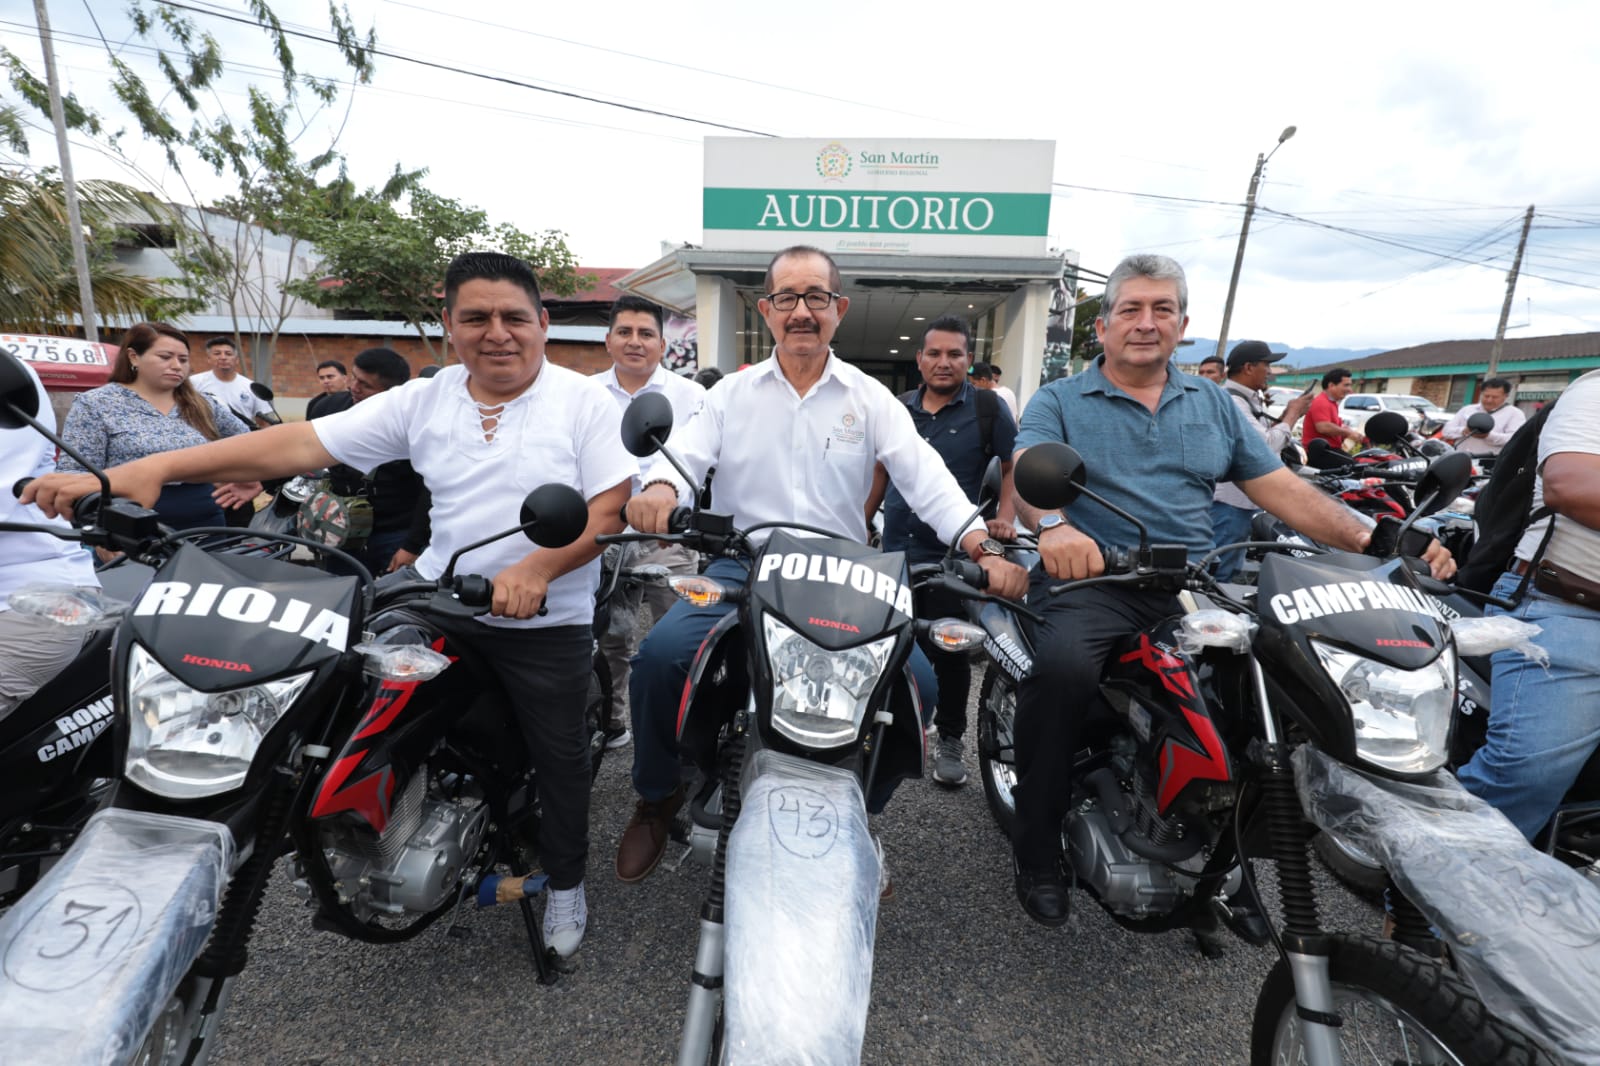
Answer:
[
  {"left": 976, "top": 664, "right": 1019, "bottom": 841},
  {"left": 1250, "top": 933, "right": 1558, "bottom": 1066},
  {"left": 1311, "top": 829, "right": 1387, "bottom": 902}
]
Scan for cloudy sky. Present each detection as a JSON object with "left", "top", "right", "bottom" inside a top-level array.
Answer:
[{"left": 5, "top": 0, "right": 1598, "bottom": 350}]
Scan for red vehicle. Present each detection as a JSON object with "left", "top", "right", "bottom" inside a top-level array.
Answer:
[{"left": 1, "top": 332, "right": 116, "bottom": 427}]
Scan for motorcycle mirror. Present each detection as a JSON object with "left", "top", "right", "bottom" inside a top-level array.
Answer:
[
  {"left": 0, "top": 350, "right": 41, "bottom": 427},
  {"left": 1304, "top": 438, "right": 1350, "bottom": 470},
  {"left": 976, "top": 456, "right": 1003, "bottom": 518},
  {"left": 1013, "top": 442, "right": 1086, "bottom": 510},
  {"left": 1413, "top": 452, "right": 1474, "bottom": 518},
  {"left": 250, "top": 381, "right": 275, "bottom": 403},
  {"left": 621, "top": 391, "right": 674, "bottom": 458},
  {"left": 1466, "top": 411, "right": 1495, "bottom": 434},
  {"left": 1363, "top": 410, "right": 1409, "bottom": 445},
  {"left": 519, "top": 484, "right": 590, "bottom": 548}
]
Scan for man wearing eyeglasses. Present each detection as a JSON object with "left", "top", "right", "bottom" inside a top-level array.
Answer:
[{"left": 612, "top": 244, "right": 1031, "bottom": 884}]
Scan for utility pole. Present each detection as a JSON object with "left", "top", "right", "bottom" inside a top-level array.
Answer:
[
  {"left": 1485, "top": 204, "right": 1535, "bottom": 378},
  {"left": 32, "top": 0, "right": 98, "bottom": 343},
  {"left": 1215, "top": 126, "right": 1296, "bottom": 363}
]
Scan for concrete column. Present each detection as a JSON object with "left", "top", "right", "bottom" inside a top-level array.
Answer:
[
  {"left": 1000, "top": 281, "right": 1051, "bottom": 410},
  {"left": 694, "top": 274, "right": 741, "bottom": 373}
]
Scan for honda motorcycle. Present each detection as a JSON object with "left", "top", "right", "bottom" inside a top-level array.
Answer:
[
  {"left": 0, "top": 354, "right": 604, "bottom": 1064},
  {"left": 976, "top": 440, "right": 1574, "bottom": 1065},
  {"left": 598, "top": 392, "right": 999, "bottom": 1066}
]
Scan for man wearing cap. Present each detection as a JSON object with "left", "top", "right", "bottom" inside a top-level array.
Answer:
[
  {"left": 1196, "top": 354, "right": 1225, "bottom": 384},
  {"left": 1209, "top": 341, "right": 1315, "bottom": 581}
]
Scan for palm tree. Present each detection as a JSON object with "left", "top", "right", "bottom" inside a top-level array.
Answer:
[{"left": 0, "top": 163, "right": 188, "bottom": 335}]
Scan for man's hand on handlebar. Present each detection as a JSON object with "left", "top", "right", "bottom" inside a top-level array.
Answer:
[
  {"left": 1038, "top": 523, "right": 1104, "bottom": 581},
  {"left": 22, "top": 462, "right": 165, "bottom": 521},
  {"left": 977, "top": 555, "right": 1029, "bottom": 599},
  {"left": 489, "top": 557, "right": 552, "bottom": 619},
  {"left": 1418, "top": 538, "right": 1457, "bottom": 582},
  {"left": 624, "top": 482, "right": 680, "bottom": 535}
]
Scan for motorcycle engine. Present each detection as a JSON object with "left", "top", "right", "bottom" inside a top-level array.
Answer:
[
  {"left": 1064, "top": 739, "right": 1226, "bottom": 918},
  {"left": 293, "top": 768, "right": 489, "bottom": 923}
]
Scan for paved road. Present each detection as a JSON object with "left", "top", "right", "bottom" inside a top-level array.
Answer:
[{"left": 212, "top": 710, "right": 1376, "bottom": 1066}]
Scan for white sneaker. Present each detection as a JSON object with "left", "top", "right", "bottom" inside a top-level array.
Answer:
[
  {"left": 604, "top": 728, "right": 633, "bottom": 751},
  {"left": 543, "top": 881, "right": 587, "bottom": 958}
]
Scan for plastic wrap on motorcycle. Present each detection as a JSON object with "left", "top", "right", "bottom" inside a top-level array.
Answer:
[
  {"left": 724, "top": 749, "right": 879, "bottom": 1066},
  {"left": 1294, "top": 745, "right": 1600, "bottom": 1064},
  {"left": 0, "top": 808, "right": 233, "bottom": 1064}
]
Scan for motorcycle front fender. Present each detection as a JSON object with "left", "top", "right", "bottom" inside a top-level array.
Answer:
[
  {"left": 1293, "top": 745, "right": 1600, "bottom": 1065},
  {"left": 723, "top": 748, "right": 879, "bottom": 1065},
  {"left": 0, "top": 807, "right": 233, "bottom": 1065}
]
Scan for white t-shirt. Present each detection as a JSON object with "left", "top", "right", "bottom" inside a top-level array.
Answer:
[
  {"left": 598, "top": 365, "right": 706, "bottom": 491},
  {"left": 1, "top": 365, "right": 98, "bottom": 611},
  {"left": 642, "top": 351, "right": 984, "bottom": 548},
  {"left": 189, "top": 370, "right": 274, "bottom": 424},
  {"left": 313, "top": 362, "right": 638, "bottom": 628},
  {"left": 1515, "top": 371, "right": 1600, "bottom": 578}
]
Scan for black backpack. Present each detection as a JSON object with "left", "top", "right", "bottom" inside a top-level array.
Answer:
[
  {"left": 1456, "top": 402, "right": 1557, "bottom": 595},
  {"left": 899, "top": 385, "right": 1003, "bottom": 461}
]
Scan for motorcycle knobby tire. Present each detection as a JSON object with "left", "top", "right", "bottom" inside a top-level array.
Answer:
[{"left": 1250, "top": 933, "right": 1558, "bottom": 1066}]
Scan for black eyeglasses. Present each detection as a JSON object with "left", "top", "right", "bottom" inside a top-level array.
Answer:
[{"left": 765, "top": 290, "right": 841, "bottom": 312}]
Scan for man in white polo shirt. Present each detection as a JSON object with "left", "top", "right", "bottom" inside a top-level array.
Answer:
[
  {"left": 613, "top": 244, "right": 1030, "bottom": 883},
  {"left": 24, "top": 252, "right": 636, "bottom": 959},
  {"left": 0, "top": 359, "right": 99, "bottom": 717},
  {"left": 595, "top": 294, "right": 706, "bottom": 751}
]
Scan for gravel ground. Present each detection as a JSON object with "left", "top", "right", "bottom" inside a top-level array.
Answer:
[{"left": 211, "top": 694, "right": 1379, "bottom": 1066}]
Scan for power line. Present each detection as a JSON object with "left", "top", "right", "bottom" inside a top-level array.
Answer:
[
  {"left": 150, "top": 0, "right": 775, "bottom": 137},
  {"left": 378, "top": 0, "right": 950, "bottom": 125}
]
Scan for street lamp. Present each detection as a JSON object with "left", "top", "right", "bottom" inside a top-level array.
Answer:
[{"left": 1213, "top": 125, "right": 1296, "bottom": 364}]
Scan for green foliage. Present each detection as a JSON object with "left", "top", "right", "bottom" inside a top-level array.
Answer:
[
  {"left": 1071, "top": 289, "right": 1102, "bottom": 372},
  {"left": 285, "top": 187, "right": 593, "bottom": 362},
  {"left": 0, "top": 170, "right": 197, "bottom": 333}
]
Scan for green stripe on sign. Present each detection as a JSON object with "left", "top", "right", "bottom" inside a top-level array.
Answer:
[{"left": 703, "top": 188, "right": 1050, "bottom": 237}]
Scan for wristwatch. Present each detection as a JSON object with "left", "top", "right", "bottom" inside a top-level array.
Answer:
[
  {"left": 1036, "top": 513, "right": 1068, "bottom": 534},
  {"left": 976, "top": 537, "right": 1006, "bottom": 558}
]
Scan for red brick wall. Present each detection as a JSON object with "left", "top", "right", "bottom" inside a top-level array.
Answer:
[{"left": 186, "top": 334, "right": 609, "bottom": 398}]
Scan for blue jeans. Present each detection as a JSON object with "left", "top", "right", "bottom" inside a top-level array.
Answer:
[
  {"left": 629, "top": 556, "right": 936, "bottom": 812},
  {"left": 1208, "top": 499, "right": 1256, "bottom": 583},
  {"left": 1457, "top": 570, "right": 1600, "bottom": 840}
]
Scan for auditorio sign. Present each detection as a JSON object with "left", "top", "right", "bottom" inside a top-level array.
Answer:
[{"left": 703, "top": 138, "right": 1054, "bottom": 257}]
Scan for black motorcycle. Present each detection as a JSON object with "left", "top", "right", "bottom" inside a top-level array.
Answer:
[
  {"left": 0, "top": 361, "right": 606, "bottom": 1062},
  {"left": 598, "top": 392, "right": 1001, "bottom": 1065},
  {"left": 975, "top": 441, "right": 1564, "bottom": 1065}
]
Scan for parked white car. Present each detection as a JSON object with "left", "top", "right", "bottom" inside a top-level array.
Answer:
[{"left": 1338, "top": 393, "right": 1451, "bottom": 435}]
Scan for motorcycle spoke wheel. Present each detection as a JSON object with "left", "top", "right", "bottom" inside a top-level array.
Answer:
[
  {"left": 1251, "top": 933, "right": 1558, "bottom": 1066},
  {"left": 977, "top": 665, "right": 1019, "bottom": 839}
]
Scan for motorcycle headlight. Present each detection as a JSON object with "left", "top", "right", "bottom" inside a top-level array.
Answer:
[
  {"left": 125, "top": 643, "right": 313, "bottom": 799},
  {"left": 1311, "top": 639, "right": 1454, "bottom": 775},
  {"left": 763, "top": 616, "right": 895, "bottom": 749}
]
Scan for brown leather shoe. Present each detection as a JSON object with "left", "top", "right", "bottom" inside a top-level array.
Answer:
[{"left": 615, "top": 787, "right": 685, "bottom": 883}]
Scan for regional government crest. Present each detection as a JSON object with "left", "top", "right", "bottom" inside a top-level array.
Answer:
[{"left": 815, "top": 142, "right": 852, "bottom": 183}]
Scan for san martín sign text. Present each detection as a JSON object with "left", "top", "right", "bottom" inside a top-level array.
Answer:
[{"left": 702, "top": 188, "right": 1049, "bottom": 237}]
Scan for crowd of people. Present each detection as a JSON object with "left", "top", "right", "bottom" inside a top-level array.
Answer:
[{"left": 7, "top": 243, "right": 1596, "bottom": 961}]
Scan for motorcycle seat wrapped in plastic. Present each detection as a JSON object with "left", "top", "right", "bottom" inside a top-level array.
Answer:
[
  {"left": 723, "top": 749, "right": 879, "bottom": 1066},
  {"left": 1295, "top": 745, "right": 1600, "bottom": 1065},
  {"left": 0, "top": 808, "right": 233, "bottom": 1065}
]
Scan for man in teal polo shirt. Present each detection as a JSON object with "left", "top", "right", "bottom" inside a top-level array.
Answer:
[{"left": 1005, "top": 253, "right": 1457, "bottom": 926}]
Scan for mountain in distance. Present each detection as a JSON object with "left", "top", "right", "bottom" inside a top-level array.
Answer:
[{"left": 1185, "top": 338, "right": 1386, "bottom": 369}]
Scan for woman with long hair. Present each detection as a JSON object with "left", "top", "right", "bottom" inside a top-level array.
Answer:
[{"left": 57, "top": 322, "right": 260, "bottom": 531}]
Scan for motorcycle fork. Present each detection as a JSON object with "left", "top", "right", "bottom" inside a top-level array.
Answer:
[
  {"left": 678, "top": 721, "right": 747, "bottom": 1066},
  {"left": 1250, "top": 657, "right": 1345, "bottom": 1066}
]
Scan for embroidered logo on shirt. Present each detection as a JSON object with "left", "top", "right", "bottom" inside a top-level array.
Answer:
[{"left": 832, "top": 411, "right": 866, "bottom": 446}]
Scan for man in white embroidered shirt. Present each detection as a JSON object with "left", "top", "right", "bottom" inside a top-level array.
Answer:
[
  {"left": 596, "top": 294, "right": 707, "bottom": 751},
  {"left": 613, "top": 244, "right": 1029, "bottom": 883},
  {"left": 23, "top": 252, "right": 636, "bottom": 960}
]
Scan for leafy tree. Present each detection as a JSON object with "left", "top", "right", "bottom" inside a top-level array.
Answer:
[
  {"left": 0, "top": 165, "right": 194, "bottom": 334},
  {"left": 285, "top": 187, "right": 593, "bottom": 363},
  {"left": 1, "top": 1, "right": 382, "bottom": 375},
  {"left": 1071, "top": 289, "right": 1102, "bottom": 374}
]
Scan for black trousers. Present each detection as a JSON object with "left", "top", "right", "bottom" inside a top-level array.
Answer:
[
  {"left": 1012, "top": 567, "right": 1177, "bottom": 870},
  {"left": 432, "top": 617, "right": 594, "bottom": 889},
  {"left": 914, "top": 583, "right": 973, "bottom": 741}
]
